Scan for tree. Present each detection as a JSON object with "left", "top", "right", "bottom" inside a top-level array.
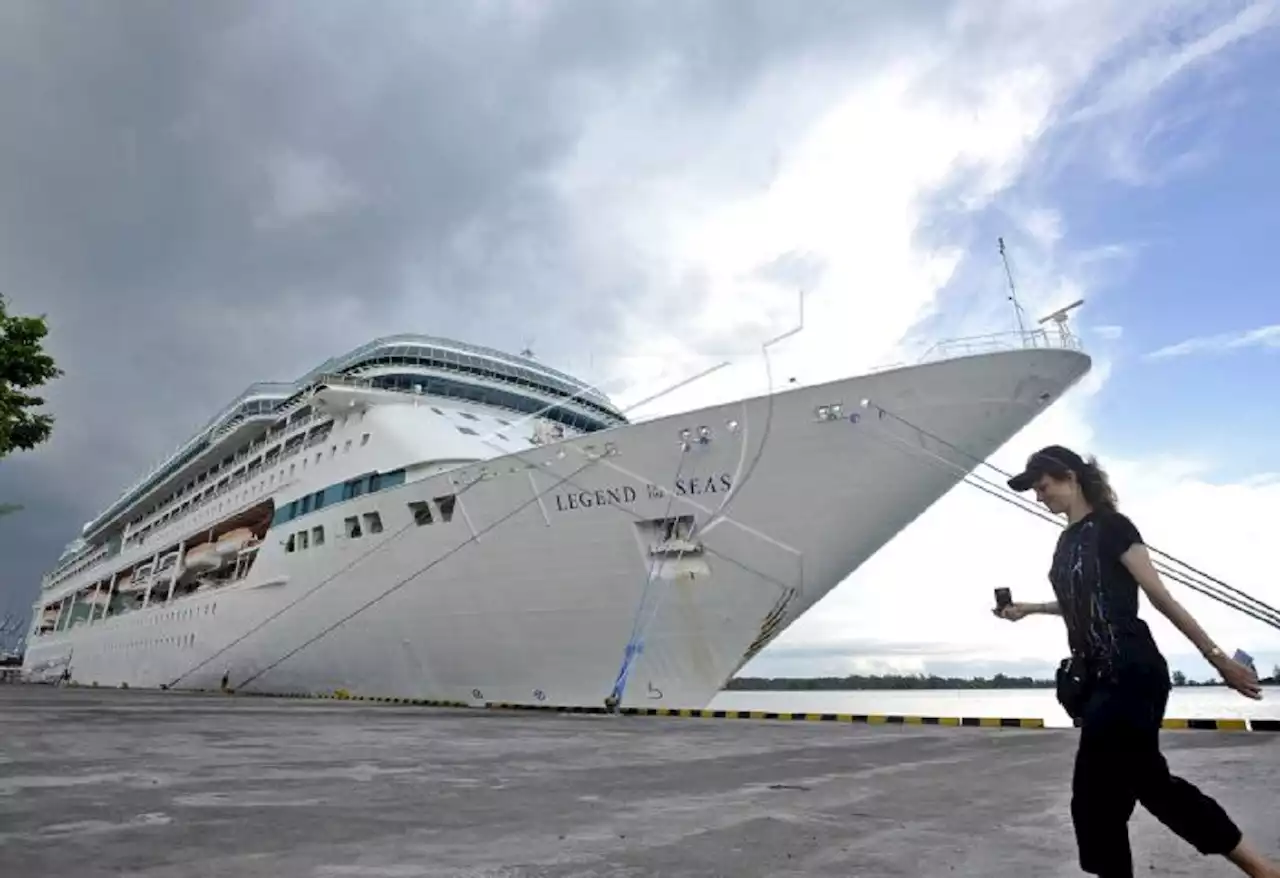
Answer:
[
  {"left": 1171, "top": 670, "right": 1187, "bottom": 687},
  {"left": 0, "top": 293, "right": 61, "bottom": 459}
]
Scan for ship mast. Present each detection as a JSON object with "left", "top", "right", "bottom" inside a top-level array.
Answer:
[{"left": 997, "top": 237, "right": 1029, "bottom": 346}]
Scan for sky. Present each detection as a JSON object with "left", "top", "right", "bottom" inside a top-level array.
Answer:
[{"left": 1, "top": 0, "right": 1278, "bottom": 682}]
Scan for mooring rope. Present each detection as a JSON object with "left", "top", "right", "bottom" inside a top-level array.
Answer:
[{"left": 855, "top": 400, "right": 1280, "bottom": 631}]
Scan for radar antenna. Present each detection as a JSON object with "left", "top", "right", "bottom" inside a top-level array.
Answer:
[
  {"left": 998, "top": 237, "right": 1030, "bottom": 345},
  {"left": 1038, "top": 298, "right": 1084, "bottom": 348}
]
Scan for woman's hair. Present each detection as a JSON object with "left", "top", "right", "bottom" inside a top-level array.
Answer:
[
  {"left": 1043, "top": 452, "right": 1118, "bottom": 513},
  {"left": 1077, "top": 455, "right": 1119, "bottom": 514}
]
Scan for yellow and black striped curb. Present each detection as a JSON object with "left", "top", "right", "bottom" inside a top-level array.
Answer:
[
  {"left": 1162, "top": 718, "right": 1279, "bottom": 732},
  {"left": 487, "top": 701, "right": 1045, "bottom": 727},
  {"left": 233, "top": 689, "right": 471, "bottom": 708},
  {"left": 219, "top": 689, "right": 1039, "bottom": 727},
  {"left": 484, "top": 703, "right": 1280, "bottom": 732},
  {"left": 97, "top": 684, "right": 1280, "bottom": 731}
]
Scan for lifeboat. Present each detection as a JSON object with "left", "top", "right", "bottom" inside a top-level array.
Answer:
[
  {"left": 183, "top": 542, "right": 221, "bottom": 573},
  {"left": 214, "top": 527, "right": 254, "bottom": 558}
]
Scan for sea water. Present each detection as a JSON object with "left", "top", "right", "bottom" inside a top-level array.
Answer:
[{"left": 708, "top": 686, "right": 1280, "bottom": 728}]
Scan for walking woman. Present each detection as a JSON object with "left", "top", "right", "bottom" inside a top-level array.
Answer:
[{"left": 996, "top": 445, "right": 1278, "bottom": 878}]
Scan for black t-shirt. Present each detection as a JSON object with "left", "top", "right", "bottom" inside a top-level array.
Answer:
[{"left": 1048, "top": 509, "right": 1164, "bottom": 674}]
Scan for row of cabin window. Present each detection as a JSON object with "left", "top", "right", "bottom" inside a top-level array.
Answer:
[
  {"left": 127, "top": 426, "right": 370, "bottom": 551},
  {"left": 112, "top": 357, "right": 621, "bottom": 550},
  {"left": 284, "top": 510, "right": 382, "bottom": 552},
  {"left": 37, "top": 595, "right": 220, "bottom": 636},
  {"left": 285, "top": 494, "right": 458, "bottom": 553},
  {"left": 76, "top": 411, "right": 357, "bottom": 582},
  {"left": 105, "top": 631, "right": 198, "bottom": 651},
  {"left": 86, "top": 397, "right": 518, "bottom": 584},
  {"left": 140, "top": 406, "right": 345, "bottom": 526},
  {"left": 273, "top": 468, "right": 407, "bottom": 529}
]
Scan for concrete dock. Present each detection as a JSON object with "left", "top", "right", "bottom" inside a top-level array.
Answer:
[{"left": 2, "top": 687, "right": 1277, "bottom": 877}]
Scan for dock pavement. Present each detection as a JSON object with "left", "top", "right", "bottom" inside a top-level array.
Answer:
[{"left": 1, "top": 685, "right": 1277, "bottom": 877}]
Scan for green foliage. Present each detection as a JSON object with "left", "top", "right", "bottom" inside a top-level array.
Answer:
[
  {"left": 0, "top": 293, "right": 61, "bottom": 459},
  {"left": 724, "top": 667, "right": 1280, "bottom": 692}
]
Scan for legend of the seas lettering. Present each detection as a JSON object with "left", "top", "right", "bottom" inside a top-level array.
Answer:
[{"left": 552, "top": 473, "right": 733, "bottom": 512}]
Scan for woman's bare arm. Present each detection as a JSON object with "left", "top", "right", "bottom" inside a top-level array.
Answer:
[
  {"left": 1120, "top": 544, "right": 1219, "bottom": 656},
  {"left": 994, "top": 600, "right": 1060, "bottom": 620},
  {"left": 1026, "top": 600, "right": 1061, "bottom": 615},
  {"left": 1120, "top": 542, "right": 1262, "bottom": 699}
]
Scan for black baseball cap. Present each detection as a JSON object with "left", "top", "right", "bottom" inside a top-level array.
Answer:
[{"left": 1006, "top": 445, "right": 1087, "bottom": 492}]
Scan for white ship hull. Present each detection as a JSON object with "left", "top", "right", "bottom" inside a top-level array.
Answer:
[{"left": 24, "top": 347, "right": 1089, "bottom": 709}]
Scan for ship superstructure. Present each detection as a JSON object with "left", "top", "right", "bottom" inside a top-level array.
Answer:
[{"left": 23, "top": 326, "right": 1091, "bottom": 709}]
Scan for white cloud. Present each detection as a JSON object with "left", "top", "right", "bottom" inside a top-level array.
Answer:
[
  {"left": 1095, "top": 324, "right": 1124, "bottom": 340},
  {"left": 1067, "top": 0, "right": 1280, "bottom": 124},
  {"left": 1054, "top": 1, "right": 1280, "bottom": 188},
  {"left": 558, "top": 2, "right": 1275, "bottom": 418},
  {"left": 1146, "top": 323, "right": 1280, "bottom": 360},
  {"left": 546, "top": 2, "right": 1280, "bottom": 682},
  {"left": 1021, "top": 207, "right": 1065, "bottom": 250}
]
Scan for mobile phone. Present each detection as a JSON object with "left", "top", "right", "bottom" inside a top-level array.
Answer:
[
  {"left": 1233, "top": 649, "right": 1255, "bottom": 672},
  {"left": 994, "top": 588, "right": 1012, "bottom": 610}
]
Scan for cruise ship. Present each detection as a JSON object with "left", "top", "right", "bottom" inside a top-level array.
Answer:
[{"left": 22, "top": 321, "right": 1091, "bottom": 709}]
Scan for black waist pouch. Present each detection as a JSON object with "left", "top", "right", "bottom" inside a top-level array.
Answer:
[{"left": 1055, "top": 655, "right": 1093, "bottom": 723}]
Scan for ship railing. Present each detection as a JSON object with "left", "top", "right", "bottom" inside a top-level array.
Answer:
[
  {"left": 132, "top": 409, "right": 329, "bottom": 537},
  {"left": 916, "top": 324, "right": 1083, "bottom": 365},
  {"left": 44, "top": 543, "right": 112, "bottom": 590},
  {"left": 124, "top": 470, "right": 241, "bottom": 555},
  {"left": 129, "top": 424, "right": 278, "bottom": 536},
  {"left": 312, "top": 371, "right": 377, "bottom": 390}
]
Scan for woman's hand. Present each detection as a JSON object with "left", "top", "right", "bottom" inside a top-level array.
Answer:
[
  {"left": 992, "top": 602, "right": 1032, "bottom": 622},
  {"left": 1209, "top": 654, "right": 1263, "bottom": 700}
]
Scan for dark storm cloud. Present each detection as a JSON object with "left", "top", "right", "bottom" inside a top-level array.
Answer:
[{"left": 0, "top": 1, "right": 947, "bottom": 611}]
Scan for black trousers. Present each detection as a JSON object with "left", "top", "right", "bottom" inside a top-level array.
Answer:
[{"left": 1071, "top": 662, "right": 1243, "bottom": 876}]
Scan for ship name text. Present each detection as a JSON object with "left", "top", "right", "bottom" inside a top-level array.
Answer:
[{"left": 552, "top": 473, "right": 733, "bottom": 512}]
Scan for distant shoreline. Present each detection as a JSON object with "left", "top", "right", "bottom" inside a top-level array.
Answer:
[{"left": 724, "top": 673, "right": 1280, "bottom": 692}]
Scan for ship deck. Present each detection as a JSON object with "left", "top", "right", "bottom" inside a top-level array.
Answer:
[{"left": 2, "top": 685, "right": 1277, "bottom": 877}]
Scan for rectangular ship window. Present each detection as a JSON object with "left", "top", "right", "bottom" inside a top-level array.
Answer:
[
  {"left": 407, "top": 501, "right": 433, "bottom": 526},
  {"left": 363, "top": 511, "right": 384, "bottom": 534}
]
